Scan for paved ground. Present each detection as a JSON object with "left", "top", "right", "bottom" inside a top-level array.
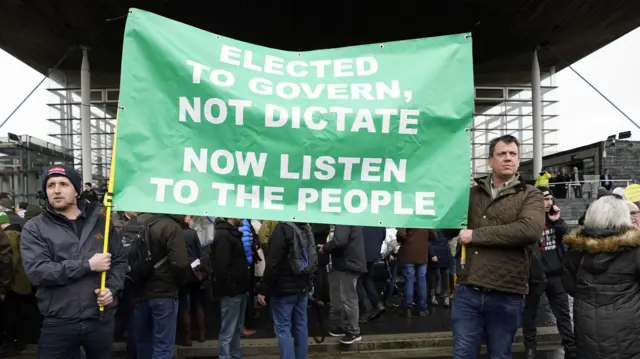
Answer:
[
  {"left": 235, "top": 290, "right": 566, "bottom": 339},
  {"left": 429, "top": 353, "right": 562, "bottom": 359},
  {"left": 17, "top": 279, "right": 568, "bottom": 343}
]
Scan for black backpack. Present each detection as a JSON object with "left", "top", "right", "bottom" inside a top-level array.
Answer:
[
  {"left": 121, "top": 215, "right": 167, "bottom": 285},
  {"left": 285, "top": 222, "right": 318, "bottom": 275}
]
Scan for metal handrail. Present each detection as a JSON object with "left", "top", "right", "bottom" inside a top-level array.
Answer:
[
  {"left": 547, "top": 179, "right": 634, "bottom": 186},
  {"left": 540, "top": 179, "right": 635, "bottom": 199}
]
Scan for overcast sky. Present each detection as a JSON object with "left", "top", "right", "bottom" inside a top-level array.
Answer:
[{"left": 0, "top": 27, "right": 638, "bottom": 152}]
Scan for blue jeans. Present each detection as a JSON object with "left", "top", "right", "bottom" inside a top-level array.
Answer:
[
  {"left": 403, "top": 264, "right": 428, "bottom": 311},
  {"left": 451, "top": 285, "right": 523, "bottom": 359},
  {"left": 270, "top": 294, "right": 309, "bottom": 359},
  {"left": 38, "top": 318, "right": 114, "bottom": 359},
  {"left": 219, "top": 294, "right": 247, "bottom": 359},
  {"left": 132, "top": 298, "right": 178, "bottom": 359}
]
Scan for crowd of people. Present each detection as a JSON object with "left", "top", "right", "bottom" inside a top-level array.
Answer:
[
  {"left": 0, "top": 135, "right": 640, "bottom": 359},
  {"left": 535, "top": 166, "right": 617, "bottom": 199}
]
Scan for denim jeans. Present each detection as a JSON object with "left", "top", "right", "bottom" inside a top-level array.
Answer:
[
  {"left": 38, "top": 318, "right": 114, "bottom": 359},
  {"left": 132, "top": 298, "right": 179, "bottom": 359},
  {"left": 270, "top": 294, "right": 309, "bottom": 359},
  {"left": 402, "top": 264, "right": 428, "bottom": 311},
  {"left": 451, "top": 284, "right": 523, "bottom": 359},
  {"left": 219, "top": 294, "right": 247, "bottom": 359}
]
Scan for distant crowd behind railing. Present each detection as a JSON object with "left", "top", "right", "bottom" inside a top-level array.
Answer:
[{"left": 539, "top": 179, "right": 635, "bottom": 199}]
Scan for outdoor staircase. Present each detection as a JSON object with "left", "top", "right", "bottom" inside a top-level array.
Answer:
[
  {"left": 13, "top": 327, "right": 561, "bottom": 358},
  {"left": 554, "top": 198, "right": 591, "bottom": 226}
]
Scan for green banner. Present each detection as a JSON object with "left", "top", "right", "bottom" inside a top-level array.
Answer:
[{"left": 113, "top": 9, "right": 474, "bottom": 228}]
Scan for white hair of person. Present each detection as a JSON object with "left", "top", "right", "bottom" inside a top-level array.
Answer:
[
  {"left": 626, "top": 201, "right": 639, "bottom": 213},
  {"left": 584, "top": 195, "right": 633, "bottom": 229},
  {"left": 612, "top": 187, "right": 626, "bottom": 199}
]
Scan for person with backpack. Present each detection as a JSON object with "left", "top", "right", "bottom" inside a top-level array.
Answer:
[
  {"left": 211, "top": 218, "right": 251, "bottom": 359},
  {"left": 126, "top": 213, "right": 189, "bottom": 359},
  {"left": 257, "top": 222, "right": 317, "bottom": 359},
  {"left": 20, "top": 165, "right": 128, "bottom": 359},
  {"left": 0, "top": 211, "right": 31, "bottom": 357}
]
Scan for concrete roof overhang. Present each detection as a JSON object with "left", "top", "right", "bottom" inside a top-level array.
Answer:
[{"left": 1, "top": 0, "right": 639, "bottom": 88}]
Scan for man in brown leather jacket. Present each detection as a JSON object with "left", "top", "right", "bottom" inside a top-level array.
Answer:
[{"left": 449, "top": 135, "right": 545, "bottom": 359}]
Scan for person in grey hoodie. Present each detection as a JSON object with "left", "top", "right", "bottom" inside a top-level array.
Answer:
[
  {"left": 320, "top": 225, "right": 366, "bottom": 345},
  {"left": 20, "top": 165, "right": 127, "bottom": 359}
]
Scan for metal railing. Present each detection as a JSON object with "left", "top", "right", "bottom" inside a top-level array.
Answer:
[{"left": 540, "top": 179, "right": 634, "bottom": 199}]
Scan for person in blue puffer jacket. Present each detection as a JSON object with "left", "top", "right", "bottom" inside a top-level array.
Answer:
[
  {"left": 239, "top": 220, "right": 254, "bottom": 265},
  {"left": 238, "top": 219, "right": 258, "bottom": 336}
]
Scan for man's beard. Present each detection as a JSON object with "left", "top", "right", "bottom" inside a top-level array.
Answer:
[{"left": 49, "top": 197, "right": 76, "bottom": 212}]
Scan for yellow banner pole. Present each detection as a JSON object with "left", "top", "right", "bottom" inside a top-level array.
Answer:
[
  {"left": 460, "top": 245, "right": 466, "bottom": 269},
  {"left": 99, "top": 108, "right": 121, "bottom": 311}
]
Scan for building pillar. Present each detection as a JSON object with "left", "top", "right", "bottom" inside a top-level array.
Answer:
[
  {"left": 80, "top": 47, "right": 93, "bottom": 184},
  {"left": 532, "top": 50, "right": 543, "bottom": 175}
]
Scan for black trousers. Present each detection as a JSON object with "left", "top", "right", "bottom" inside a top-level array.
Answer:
[
  {"left": 244, "top": 263, "right": 256, "bottom": 330},
  {"left": 522, "top": 275, "right": 575, "bottom": 350},
  {"left": 359, "top": 262, "right": 381, "bottom": 308},
  {"left": 3, "top": 291, "right": 37, "bottom": 344},
  {"left": 38, "top": 318, "right": 114, "bottom": 359}
]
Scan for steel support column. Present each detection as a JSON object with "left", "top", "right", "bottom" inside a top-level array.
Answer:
[
  {"left": 531, "top": 50, "right": 543, "bottom": 175},
  {"left": 80, "top": 47, "right": 93, "bottom": 184}
]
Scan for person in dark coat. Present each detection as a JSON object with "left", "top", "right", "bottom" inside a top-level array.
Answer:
[
  {"left": 396, "top": 228, "right": 436, "bottom": 317},
  {"left": 311, "top": 224, "right": 331, "bottom": 304},
  {"left": 80, "top": 183, "right": 100, "bottom": 203},
  {"left": 176, "top": 220, "right": 206, "bottom": 346},
  {"left": 553, "top": 169, "right": 570, "bottom": 199},
  {"left": 20, "top": 165, "right": 127, "bottom": 359},
  {"left": 130, "top": 213, "right": 190, "bottom": 359},
  {"left": 0, "top": 196, "right": 26, "bottom": 228},
  {"left": 428, "top": 230, "right": 452, "bottom": 307},
  {"left": 321, "top": 225, "right": 366, "bottom": 345},
  {"left": 358, "top": 226, "right": 386, "bottom": 320},
  {"left": 257, "top": 222, "right": 315, "bottom": 359},
  {"left": 600, "top": 168, "right": 613, "bottom": 191},
  {"left": 563, "top": 195, "right": 640, "bottom": 359},
  {"left": 211, "top": 218, "right": 250, "bottom": 359},
  {"left": 522, "top": 188, "right": 576, "bottom": 359}
]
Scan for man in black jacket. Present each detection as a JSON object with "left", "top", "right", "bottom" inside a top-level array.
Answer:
[
  {"left": 211, "top": 218, "right": 250, "bottom": 359},
  {"left": 359, "top": 226, "right": 386, "bottom": 320},
  {"left": 20, "top": 165, "right": 127, "bottom": 359},
  {"left": 320, "top": 225, "right": 366, "bottom": 345},
  {"left": 522, "top": 188, "right": 576, "bottom": 359},
  {"left": 257, "top": 222, "right": 315, "bottom": 359},
  {"left": 80, "top": 183, "right": 100, "bottom": 203},
  {"left": 130, "top": 212, "right": 189, "bottom": 359}
]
